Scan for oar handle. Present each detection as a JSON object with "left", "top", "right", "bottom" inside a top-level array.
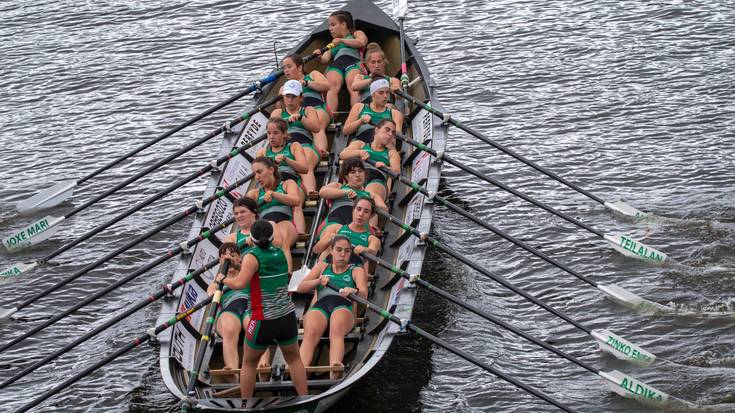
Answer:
[
  {"left": 325, "top": 283, "right": 577, "bottom": 413},
  {"left": 394, "top": 89, "right": 605, "bottom": 205}
]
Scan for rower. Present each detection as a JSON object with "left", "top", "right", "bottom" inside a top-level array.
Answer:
[
  {"left": 342, "top": 78, "right": 403, "bottom": 144},
  {"left": 312, "top": 10, "right": 368, "bottom": 109},
  {"left": 297, "top": 235, "right": 368, "bottom": 380},
  {"left": 339, "top": 118, "right": 400, "bottom": 225},
  {"left": 246, "top": 156, "right": 300, "bottom": 273},
  {"left": 282, "top": 53, "right": 331, "bottom": 155},
  {"left": 220, "top": 220, "right": 308, "bottom": 398},
  {"left": 318, "top": 157, "right": 387, "bottom": 230},
  {"left": 256, "top": 118, "right": 309, "bottom": 234},
  {"left": 350, "top": 42, "right": 400, "bottom": 105},
  {"left": 270, "top": 79, "right": 320, "bottom": 196},
  {"left": 312, "top": 197, "right": 381, "bottom": 275}
]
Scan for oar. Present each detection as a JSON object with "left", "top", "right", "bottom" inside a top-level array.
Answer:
[
  {"left": 395, "top": 90, "right": 647, "bottom": 220},
  {"left": 13, "top": 46, "right": 333, "bottom": 215},
  {"left": 0, "top": 120, "right": 269, "bottom": 279},
  {"left": 362, "top": 159, "right": 674, "bottom": 315},
  {"left": 2, "top": 95, "right": 277, "bottom": 253},
  {"left": 13, "top": 294, "right": 215, "bottom": 413},
  {"left": 360, "top": 251, "right": 674, "bottom": 407},
  {"left": 181, "top": 259, "right": 229, "bottom": 413},
  {"left": 325, "top": 283, "right": 577, "bottom": 413},
  {"left": 376, "top": 207, "right": 657, "bottom": 367},
  {"left": 0, "top": 258, "right": 219, "bottom": 390},
  {"left": 0, "top": 168, "right": 251, "bottom": 320},
  {"left": 0, "top": 215, "right": 236, "bottom": 354},
  {"left": 392, "top": 0, "right": 410, "bottom": 119},
  {"left": 390, "top": 130, "right": 669, "bottom": 265}
]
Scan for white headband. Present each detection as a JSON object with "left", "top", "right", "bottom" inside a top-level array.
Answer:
[{"left": 369, "top": 78, "right": 390, "bottom": 95}]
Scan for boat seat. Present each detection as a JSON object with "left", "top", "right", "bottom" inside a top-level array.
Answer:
[{"left": 212, "top": 379, "right": 339, "bottom": 398}]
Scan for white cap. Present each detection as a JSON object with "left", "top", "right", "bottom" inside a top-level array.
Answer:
[
  {"left": 370, "top": 78, "right": 390, "bottom": 95},
  {"left": 282, "top": 79, "right": 302, "bottom": 96}
]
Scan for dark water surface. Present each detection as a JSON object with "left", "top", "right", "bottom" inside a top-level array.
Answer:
[{"left": 1, "top": 0, "right": 734, "bottom": 412}]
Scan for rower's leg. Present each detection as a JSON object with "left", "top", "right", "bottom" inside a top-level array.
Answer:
[
  {"left": 257, "top": 348, "right": 271, "bottom": 382},
  {"left": 299, "top": 309, "right": 328, "bottom": 367},
  {"left": 281, "top": 341, "right": 308, "bottom": 395},
  {"left": 328, "top": 309, "right": 354, "bottom": 380},
  {"left": 240, "top": 344, "right": 267, "bottom": 398},
  {"left": 314, "top": 109, "right": 330, "bottom": 154},
  {"left": 217, "top": 313, "right": 243, "bottom": 374},
  {"left": 276, "top": 221, "right": 297, "bottom": 273},
  {"left": 345, "top": 70, "right": 361, "bottom": 107},
  {"left": 325, "top": 70, "right": 343, "bottom": 114},
  {"left": 293, "top": 188, "right": 306, "bottom": 234},
  {"left": 300, "top": 148, "right": 319, "bottom": 194},
  {"left": 365, "top": 182, "right": 388, "bottom": 228}
]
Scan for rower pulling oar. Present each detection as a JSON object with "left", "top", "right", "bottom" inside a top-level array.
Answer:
[
  {"left": 13, "top": 45, "right": 334, "bottom": 215},
  {"left": 325, "top": 282, "right": 577, "bottom": 412},
  {"left": 394, "top": 90, "right": 648, "bottom": 220},
  {"left": 359, "top": 251, "right": 685, "bottom": 408},
  {"left": 13, "top": 293, "right": 216, "bottom": 413},
  {"left": 2, "top": 94, "right": 278, "bottom": 253},
  {"left": 389, "top": 128, "right": 669, "bottom": 265}
]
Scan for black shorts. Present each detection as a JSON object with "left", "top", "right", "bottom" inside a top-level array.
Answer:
[
  {"left": 353, "top": 129, "right": 374, "bottom": 144},
  {"left": 245, "top": 311, "right": 298, "bottom": 350},
  {"left": 325, "top": 206, "right": 352, "bottom": 226},
  {"left": 281, "top": 171, "right": 301, "bottom": 184},
  {"left": 303, "top": 96, "right": 325, "bottom": 108},
  {"left": 289, "top": 132, "right": 313, "bottom": 147},
  {"left": 262, "top": 211, "right": 293, "bottom": 224},
  {"left": 309, "top": 295, "right": 353, "bottom": 320},
  {"left": 327, "top": 55, "right": 360, "bottom": 76},
  {"left": 366, "top": 168, "right": 386, "bottom": 185},
  {"left": 219, "top": 297, "right": 249, "bottom": 322}
]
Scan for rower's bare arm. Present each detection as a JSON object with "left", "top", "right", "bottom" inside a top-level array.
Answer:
[
  {"left": 341, "top": 104, "right": 364, "bottom": 135},
  {"left": 320, "top": 49, "right": 332, "bottom": 64},
  {"left": 297, "top": 262, "right": 327, "bottom": 293},
  {"left": 307, "top": 71, "right": 330, "bottom": 92},
  {"left": 313, "top": 225, "right": 338, "bottom": 254},
  {"left": 342, "top": 31, "right": 368, "bottom": 49},
  {"left": 272, "top": 181, "right": 301, "bottom": 206},
  {"left": 389, "top": 150, "right": 401, "bottom": 174},
  {"left": 225, "top": 233, "right": 236, "bottom": 243},
  {"left": 353, "top": 266, "right": 369, "bottom": 300},
  {"left": 319, "top": 182, "right": 346, "bottom": 199},
  {"left": 351, "top": 75, "right": 371, "bottom": 92},
  {"left": 270, "top": 108, "right": 283, "bottom": 119},
  {"left": 246, "top": 188, "right": 258, "bottom": 201},
  {"left": 301, "top": 107, "right": 321, "bottom": 132},
  {"left": 256, "top": 147, "right": 266, "bottom": 158},
  {"left": 339, "top": 141, "right": 365, "bottom": 160},
  {"left": 224, "top": 254, "right": 257, "bottom": 290},
  {"left": 367, "top": 235, "right": 381, "bottom": 256},
  {"left": 288, "top": 142, "right": 310, "bottom": 174},
  {"left": 393, "top": 109, "right": 404, "bottom": 132}
]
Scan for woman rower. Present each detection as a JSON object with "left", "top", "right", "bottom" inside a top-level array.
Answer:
[
  {"left": 342, "top": 78, "right": 403, "bottom": 144},
  {"left": 318, "top": 157, "right": 387, "bottom": 229},
  {"left": 339, "top": 118, "right": 399, "bottom": 225},
  {"left": 282, "top": 53, "right": 331, "bottom": 155},
  {"left": 270, "top": 79, "right": 320, "bottom": 196},
  {"left": 219, "top": 220, "right": 308, "bottom": 398},
  {"left": 313, "top": 197, "right": 381, "bottom": 274},
  {"left": 350, "top": 42, "right": 400, "bottom": 105},
  {"left": 256, "top": 118, "right": 309, "bottom": 234},
  {"left": 246, "top": 156, "right": 299, "bottom": 273},
  {"left": 313, "top": 10, "right": 368, "bottom": 109},
  {"left": 297, "top": 235, "right": 368, "bottom": 380}
]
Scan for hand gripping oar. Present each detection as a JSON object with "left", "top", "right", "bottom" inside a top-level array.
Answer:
[
  {"left": 0, "top": 121, "right": 270, "bottom": 279},
  {"left": 362, "top": 160, "right": 674, "bottom": 316},
  {"left": 0, "top": 214, "right": 238, "bottom": 354},
  {"left": 2, "top": 94, "right": 278, "bottom": 253},
  {"left": 360, "top": 251, "right": 677, "bottom": 407},
  {"left": 0, "top": 168, "right": 252, "bottom": 320},
  {"left": 376, "top": 207, "right": 658, "bottom": 367},
  {"left": 325, "top": 283, "right": 577, "bottom": 413},
  {"left": 390, "top": 131, "right": 669, "bottom": 265},
  {"left": 395, "top": 90, "right": 647, "bottom": 220},
  {"left": 14, "top": 46, "right": 333, "bottom": 215},
  {"left": 181, "top": 259, "right": 229, "bottom": 413},
  {"left": 0, "top": 258, "right": 220, "bottom": 390},
  {"left": 13, "top": 294, "right": 215, "bottom": 413}
]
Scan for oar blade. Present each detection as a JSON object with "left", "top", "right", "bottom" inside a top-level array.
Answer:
[
  {"left": 392, "top": 0, "right": 408, "bottom": 18},
  {"left": 591, "top": 329, "right": 656, "bottom": 366},
  {"left": 2, "top": 216, "right": 64, "bottom": 252},
  {"left": 603, "top": 233, "right": 668, "bottom": 264},
  {"left": 288, "top": 265, "right": 310, "bottom": 292},
  {"left": 0, "top": 306, "right": 18, "bottom": 320},
  {"left": 598, "top": 284, "right": 675, "bottom": 314},
  {"left": 599, "top": 370, "right": 669, "bottom": 405},
  {"left": 15, "top": 180, "right": 77, "bottom": 215},
  {"left": 1, "top": 261, "right": 38, "bottom": 277},
  {"left": 604, "top": 200, "right": 646, "bottom": 220}
]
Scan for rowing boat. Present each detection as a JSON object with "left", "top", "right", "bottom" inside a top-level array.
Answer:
[{"left": 155, "top": 0, "right": 446, "bottom": 410}]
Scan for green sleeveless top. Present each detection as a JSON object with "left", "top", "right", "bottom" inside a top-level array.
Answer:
[
  {"left": 364, "top": 144, "right": 390, "bottom": 165},
  {"left": 359, "top": 74, "right": 394, "bottom": 104},
  {"left": 247, "top": 245, "right": 293, "bottom": 320},
  {"left": 258, "top": 181, "right": 292, "bottom": 218},
  {"left": 332, "top": 34, "right": 360, "bottom": 61},
  {"left": 356, "top": 103, "right": 393, "bottom": 138},
  {"left": 316, "top": 264, "right": 357, "bottom": 300},
  {"left": 329, "top": 184, "right": 371, "bottom": 213},
  {"left": 337, "top": 224, "right": 371, "bottom": 249},
  {"left": 302, "top": 73, "right": 324, "bottom": 104},
  {"left": 280, "top": 107, "right": 313, "bottom": 141},
  {"left": 265, "top": 143, "right": 298, "bottom": 181}
]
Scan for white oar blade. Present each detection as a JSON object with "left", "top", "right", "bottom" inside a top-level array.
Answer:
[
  {"left": 288, "top": 265, "right": 310, "bottom": 292},
  {"left": 591, "top": 329, "right": 656, "bottom": 366},
  {"left": 603, "top": 233, "right": 668, "bottom": 264},
  {"left": 604, "top": 200, "right": 647, "bottom": 220},
  {"left": 392, "top": 0, "right": 408, "bottom": 18},
  {"left": 1, "top": 261, "right": 38, "bottom": 277},
  {"left": 2, "top": 216, "right": 64, "bottom": 252},
  {"left": 15, "top": 180, "right": 77, "bottom": 215},
  {"left": 598, "top": 284, "right": 675, "bottom": 314},
  {"left": 599, "top": 370, "right": 669, "bottom": 405},
  {"left": 0, "top": 307, "right": 18, "bottom": 320}
]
